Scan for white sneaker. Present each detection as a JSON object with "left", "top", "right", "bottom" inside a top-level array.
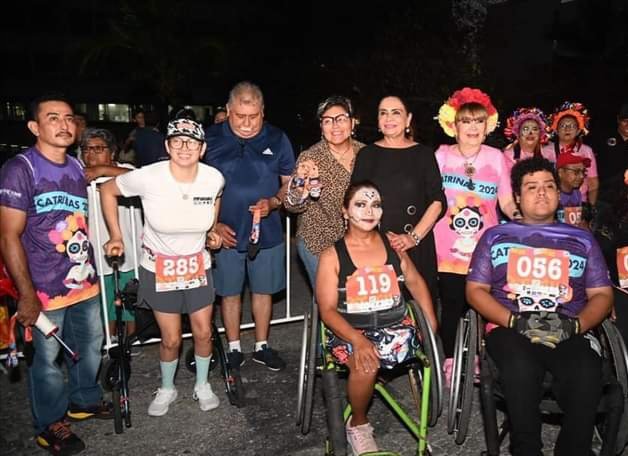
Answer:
[
  {"left": 346, "top": 418, "right": 378, "bottom": 455},
  {"left": 193, "top": 383, "right": 220, "bottom": 411},
  {"left": 147, "top": 388, "right": 178, "bottom": 416}
]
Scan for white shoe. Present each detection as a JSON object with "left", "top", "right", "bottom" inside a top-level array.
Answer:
[
  {"left": 193, "top": 383, "right": 220, "bottom": 411},
  {"left": 148, "top": 388, "right": 177, "bottom": 416}
]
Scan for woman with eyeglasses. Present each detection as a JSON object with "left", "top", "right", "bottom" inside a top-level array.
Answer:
[
  {"left": 432, "top": 88, "right": 518, "bottom": 382},
  {"left": 101, "top": 118, "right": 225, "bottom": 416},
  {"left": 351, "top": 95, "right": 446, "bottom": 310},
  {"left": 503, "top": 107, "right": 554, "bottom": 171},
  {"left": 543, "top": 102, "right": 599, "bottom": 205},
  {"left": 284, "top": 95, "right": 364, "bottom": 287}
]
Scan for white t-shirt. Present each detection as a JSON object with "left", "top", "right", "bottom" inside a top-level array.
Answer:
[
  {"left": 115, "top": 161, "right": 225, "bottom": 272},
  {"left": 87, "top": 163, "right": 142, "bottom": 275}
]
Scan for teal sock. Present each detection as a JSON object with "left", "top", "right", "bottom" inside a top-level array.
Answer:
[
  {"left": 159, "top": 359, "right": 178, "bottom": 390},
  {"left": 194, "top": 355, "right": 211, "bottom": 387}
]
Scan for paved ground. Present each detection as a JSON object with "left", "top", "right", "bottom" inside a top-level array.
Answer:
[{"left": 1, "top": 239, "right": 626, "bottom": 456}]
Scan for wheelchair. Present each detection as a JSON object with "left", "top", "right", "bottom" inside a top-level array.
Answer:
[
  {"left": 296, "top": 298, "right": 444, "bottom": 455},
  {"left": 448, "top": 308, "right": 628, "bottom": 455}
]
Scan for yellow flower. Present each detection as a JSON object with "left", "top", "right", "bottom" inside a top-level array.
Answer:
[{"left": 438, "top": 104, "right": 457, "bottom": 137}]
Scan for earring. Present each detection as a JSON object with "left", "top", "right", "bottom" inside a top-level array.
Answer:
[
  {"left": 404, "top": 127, "right": 410, "bottom": 134},
  {"left": 343, "top": 218, "right": 348, "bottom": 231}
]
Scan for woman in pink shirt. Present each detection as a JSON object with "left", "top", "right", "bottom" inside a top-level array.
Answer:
[
  {"left": 543, "top": 102, "right": 599, "bottom": 204},
  {"left": 434, "top": 87, "right": 519, "bottom": 381},
  {"left": 503, "top": 107, "right": 554, "bottom": 172}
]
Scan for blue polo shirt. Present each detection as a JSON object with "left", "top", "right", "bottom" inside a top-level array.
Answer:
[{"left": 203, "top": 121, "right": 295, "bottom": 251}]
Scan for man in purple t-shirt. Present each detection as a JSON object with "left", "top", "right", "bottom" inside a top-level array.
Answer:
[
  {"left": 0, "top": 94, "right": 110, "bottom": 456},
  {"left": 466, "top": 157, "right": 613, "bottom": 456},
  {"left": 556, "top": 152, "right": 590, "bottom": 227}
]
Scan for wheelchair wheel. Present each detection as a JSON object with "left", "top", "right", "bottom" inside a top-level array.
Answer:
[
  {"left": 298, "top": 302, "right": 319, "bottom": 434},
  {"left": 447, "top": 309, "right": 478, "bottom": 444},
  {"left": 409, "top": 300, "right": 444, "bottom": 425},
  {"left": 322, "top": 368, "right": 347, "bottom": 456},
  {"left": 225, "top": 370, "right": 245, "bottom": 408},
  {"left": 112, "top": 388, "right": 123, "bottom": 434},
  {"left": 100, "top": 358, "right": 131, "bottom": 392},
  {"left": 184, "top": 345, "right": 219, "bottom": 374}
]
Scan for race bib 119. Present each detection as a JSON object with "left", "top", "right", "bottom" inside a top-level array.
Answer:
[{"left": 345, "top": 265, "right": 401, "bottom": 313}]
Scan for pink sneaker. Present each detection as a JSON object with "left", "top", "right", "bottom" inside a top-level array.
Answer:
[
  {"left": 443, "top": 357, "right": 454, "bottom": 388},
  {"left": 346, "top": 419, "right": 378, "bottom": 455}
]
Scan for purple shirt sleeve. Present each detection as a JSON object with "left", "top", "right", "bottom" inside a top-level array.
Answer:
[
  {"left": 467, "top": 231, "right": 493, "bottom": 284},
  {"left": 584, "top": 235, "right": 613, "bottom": 289},
  {"left": 0, "top": 158, "right": 33, "bottom": 212}
]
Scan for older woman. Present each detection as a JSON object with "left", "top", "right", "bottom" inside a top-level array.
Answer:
[
  {"left": 351, "top": 95, "right": 446, "bottom": 304},
  {"left": 284, "top": 95, "right": 364, "bottom": 287},
  {"left": 316, "top": 180, "right": 437, "bottom": 455},
  {"left": 102, "top": 118, "right": 224, "bottom": 416},
  {"left": 503, "top": 107, "right": 553, "bottom": 171},
  {"left": 434, "top": 87, "right": 518, "bottom": 378},
  {"left": 543, "top": 102, "right": 599, "bottom": 204},
  {"left": 82, "top": 128, "right": 141, "bottom": 338}
]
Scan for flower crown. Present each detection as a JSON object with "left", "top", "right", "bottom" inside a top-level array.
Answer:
[
  {"left": 504, "top": 107, "right": 549, "bottom": 143},
  {"left": 437, "top": 87, "right": 498, "bottom": 138},
  {"left": 549, "top": 101, "right": 590, "bottom": 136}
]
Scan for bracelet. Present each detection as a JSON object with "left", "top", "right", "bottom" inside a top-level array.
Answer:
[
  {"left": 270, "top": 196, "right": 282, "bottom": 209},
  {"left": 409, "top": 231, "right": 421, "bottom": 246}
]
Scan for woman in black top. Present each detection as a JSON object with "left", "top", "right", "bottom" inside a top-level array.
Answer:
[
  {"left": 316, "top": 181, "right": 437, "bottom": 455},
  {"left": 351, "top": 95, "right": 446, "bottom": 303}
]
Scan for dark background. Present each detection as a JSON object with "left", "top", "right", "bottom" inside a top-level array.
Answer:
[{"left": 0, "top": 0, "right": 627, "bottom": 153}]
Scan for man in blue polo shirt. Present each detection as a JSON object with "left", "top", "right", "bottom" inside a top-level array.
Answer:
[{"left": 204, "top": 81, "right": 294, "bottom": 371}]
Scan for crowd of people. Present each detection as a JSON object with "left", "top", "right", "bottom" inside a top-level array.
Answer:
[{"left": 0, "top": 82, "right": 627, "bottom": 456}]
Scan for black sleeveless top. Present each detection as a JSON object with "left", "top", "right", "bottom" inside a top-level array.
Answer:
[{"left": 334, "top": 233, "right": 407, "bottom": 329}]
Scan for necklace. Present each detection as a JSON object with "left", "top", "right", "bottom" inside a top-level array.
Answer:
[
  {"left": 175, "top": 180, "right": 194, "bottom": 200},
  {"left": 457, "top": 146, "right": 481, "bottom": 191},
  {"left": 330, "top": 143, "right": 353, "bottom": 161}
]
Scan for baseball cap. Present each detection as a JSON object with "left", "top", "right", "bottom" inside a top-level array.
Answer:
[
  {"left": 556, "top": 152, "right": 591, "bottom": 169},
  {"left": 166, "top": 118, "right": 204, "bottom": 141}
]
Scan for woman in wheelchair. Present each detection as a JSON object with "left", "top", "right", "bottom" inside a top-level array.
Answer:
[
  {"left": 466, "top": 157, "right": 613, "bottom": 456},
  {"left": 316, "top": 180, "right": 438, "bottom": 455}
]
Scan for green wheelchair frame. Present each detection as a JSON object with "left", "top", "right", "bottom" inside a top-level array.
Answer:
[{"left": 297, "top": 299, "right": 443, "bottom": 456}]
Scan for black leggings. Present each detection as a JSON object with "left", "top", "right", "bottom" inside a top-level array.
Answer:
[
  {"left": 437, "top": 272, "right": 468, "bottom": 358},
  {"left": 486, "top": 328, "right": 603, "bottom": 456}
]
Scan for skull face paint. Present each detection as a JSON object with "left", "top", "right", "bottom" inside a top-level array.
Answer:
[{"left": 346, "top": 187, "right": 383, "bottom": 231}]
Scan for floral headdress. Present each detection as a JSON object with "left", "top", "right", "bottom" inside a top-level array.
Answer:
[
  {"left": 503, "top": 107, "right": 549, "bottom": 143},
  {"left": 549, "top": 101, "right": 590, "bottom": 136},
  {"left": 437, "top": 87, "right": 498, "bottom": 138}
]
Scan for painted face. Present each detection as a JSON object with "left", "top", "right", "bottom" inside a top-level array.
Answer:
[
  {"left": 66, "top": 231, "right": 89, "bottom": 263},
  {"left": 227, "top": 97, "right": 264, "bottom": 139},
  {"left": 451, "top": 207, "right": 482, "bottom": 237},
  {"left": 558, "top": 163, "right": 587, "bottom": 190},
  {"left": 320, "top": 105, "right": 353, "bottom": 146},
  {"left": 516, "top": 286, "right": 559, "bottom": 312},
  {"left": 518, "top": 119, "right": 541, "bottom": 149},
  {"left": 345, "top": 187, "right": 383, "bottom": 231},
  {"left": 29, "top": 101, "right": 76, "bottom": 149},
  {"left": 557, "top": 116, "right": 580, "bottom": 144},
  {"left": 83, "top": 137, "right": 113, "bottom": 168},
  {"left": 517, "top": 170, "right": 559, "bottom": 222},
  {"left": 377, "top": 96, "right": 411, "bottom": 138},
  {"left": 454, "top": 113, "right": 487, "bottom": 148}
]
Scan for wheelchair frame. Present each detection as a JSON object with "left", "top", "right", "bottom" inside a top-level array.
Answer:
[
  {"left": 296, "top": 298, "right": 443, "bottom": 456},
  {"left": 448, "top": 309, "right": 628, "bottom": 455}
]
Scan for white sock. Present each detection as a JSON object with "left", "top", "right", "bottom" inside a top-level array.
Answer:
[
  {"left": 255, "top": 340, "right": 268, "bottom": 351},
  {"left": 228, "top": 340, "right": 241, "bottom": 352}
]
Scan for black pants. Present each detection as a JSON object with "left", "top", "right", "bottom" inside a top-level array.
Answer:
[
  {"left": 438, "top": 272, "right": 468, "bottom": 358},
  {"left": 613, "top": 287, "right": 628, "bottom": 346},
  {"left": 486, "top": 328, "right": 603, "bottom": 456}
]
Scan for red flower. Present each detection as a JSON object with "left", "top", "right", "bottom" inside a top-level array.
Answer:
[{"left": 448, "top": 87, "right": 497, "bottom": 116}]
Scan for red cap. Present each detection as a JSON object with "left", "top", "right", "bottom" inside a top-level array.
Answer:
[{"left": 556, "top": 152, "right": 591, "bottom": 169}]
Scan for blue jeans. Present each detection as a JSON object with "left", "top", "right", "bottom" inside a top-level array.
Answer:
[
  {"left": 27, "top": 295, "right": 104, "bottom": 434},
  {"left": 296, "top": 237, "right": 319, "bottom": 289}
]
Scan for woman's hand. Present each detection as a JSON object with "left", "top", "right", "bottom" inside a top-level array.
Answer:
[
  {"left": 386, "top": 231, "right": 415, "bottom": 252},
  {"left": 104, "top": 238, "right": 125, "bottom": 257},
  {"left": 207, "top": 230, "right": 223, "bottom": 250},
  {"left": 351, "top": 334, "right": 380, "bottom": 373}
]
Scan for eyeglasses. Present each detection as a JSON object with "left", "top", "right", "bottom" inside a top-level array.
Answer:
[
  {"left": 320, "top": 113, "right": 351, "bottom": 128},
  {"left": 520, "top": 126, "right": 540, "bottom": 134},
  {"left": 169, "top": 137, "right": 202, "bottom": 151},
  {"left": 84, "top": 145, "right": 110, "bottom": 154},
  {"left": 563, "top": 167, "right": 587, "bottom": 176},
  {"left": 558, "top": 123, "right": 578, "bottom": 131}
]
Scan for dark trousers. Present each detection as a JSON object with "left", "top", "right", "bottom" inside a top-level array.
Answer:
[
  {"left": 438, "top": 272, "right": 468, "bottom": 358},
  {"left": 486, "top": 328, "right": 603, "bottom": 456},
  {"left": 613, "top": 287, "right": 628, "bottom": 346}
]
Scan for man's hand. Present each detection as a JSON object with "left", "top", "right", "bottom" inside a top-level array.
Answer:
[
  {"left": 104, "top": 238, "right": 125, "bottom": 257},
  {"left": 214, "top": 222, "right": 237, "bottom": 248},
  {"left": 510, "top": 311, "right": 580, "bottom": 348},
  {"left": 351, "top": 334, "right": 380, "bottom": 374},
  {"left": 250, "top": 199, "right": 273, "bottom": 217},
  {"left": 508, "top": 311, "right": 546, "bottom": 334},
  {"left": 17, "top": 293, "right": 42, "bottom": 327}
]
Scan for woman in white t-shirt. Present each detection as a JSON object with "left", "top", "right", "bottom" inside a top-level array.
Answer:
[{"left": 101, "top": 118, "right": 225, "bottom": 417}]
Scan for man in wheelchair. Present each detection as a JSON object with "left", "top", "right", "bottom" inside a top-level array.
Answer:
[
  {"left": 316, "top": 181, "right": 438, "bottom": 455},
  {"left": 466, "top": 157, "right": 614, "bottom": 456}
]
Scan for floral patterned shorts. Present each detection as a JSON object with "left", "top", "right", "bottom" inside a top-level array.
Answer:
[{"left": 325, "top": 314, "right": 420, "bottom": 369}]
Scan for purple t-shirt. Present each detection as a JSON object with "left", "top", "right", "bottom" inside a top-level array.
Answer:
[
  {"left": 0, "top": 148, "right": 99, "bottom": 310},
  {"left": 467, "top": 221, "right": 611, "bottom": 317},
  {"left": 557, "top": 189, "right": 583, "bottom": 225}
]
